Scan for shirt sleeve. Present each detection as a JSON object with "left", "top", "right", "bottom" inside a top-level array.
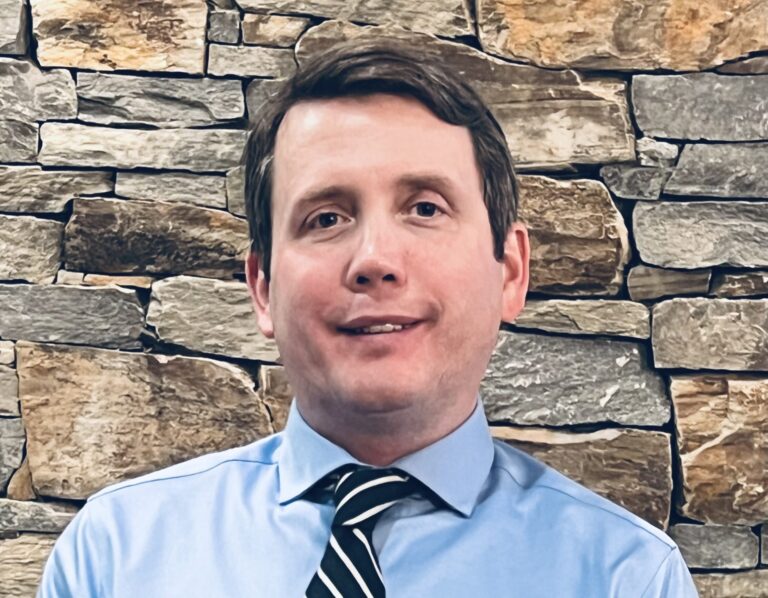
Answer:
[
  {"left": 37, "top": 499, "right": 110, "bottom": 598},
  {"left": 639, "top": 546, "right": 699, "bottom": 598}
]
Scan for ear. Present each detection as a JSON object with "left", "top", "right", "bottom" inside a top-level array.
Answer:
[
  {"left": 500, "top": 221, "right": 530, "bottom": 324},
  {"left": 245, "top": 250, "right": 275, "bottom": 339}
]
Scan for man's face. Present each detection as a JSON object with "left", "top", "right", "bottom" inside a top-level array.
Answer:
[{"left": 246, "top": 93, "right": 528, "bottom": 428}]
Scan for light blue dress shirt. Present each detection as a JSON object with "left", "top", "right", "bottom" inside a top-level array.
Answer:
[{"left": 39, "top": 398, "right": 698, "bottom": 597}]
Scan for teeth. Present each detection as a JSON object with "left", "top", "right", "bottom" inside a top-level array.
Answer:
[{"left": 354, "top": 323, "right": 410, "bottom": 334}]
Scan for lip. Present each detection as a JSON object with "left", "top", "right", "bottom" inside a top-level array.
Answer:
[{"left": 338, "top": 314, "right": 423, "bottom": 330}]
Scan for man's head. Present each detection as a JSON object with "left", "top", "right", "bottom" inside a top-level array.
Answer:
[{"left": 244, "top": 40, "right": 529, "bottom": 462}]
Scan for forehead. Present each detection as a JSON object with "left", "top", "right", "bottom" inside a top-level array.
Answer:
[{"left": 270, "top": 93, "right": 481, "bottom": 214}]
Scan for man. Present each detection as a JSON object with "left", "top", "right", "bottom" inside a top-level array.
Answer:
[{"left": 38, "top": 41, "right": 698, "bottom": 597}]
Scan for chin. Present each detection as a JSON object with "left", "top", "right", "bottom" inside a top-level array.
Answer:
[{"left": 338, "top": 385, "right": 420, "bottom": 415}]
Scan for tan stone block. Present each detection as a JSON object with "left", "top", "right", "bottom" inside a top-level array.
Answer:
[
  {"left": 18, "top": 341, "right": 273, "bottom": 499},
  {"left": 694, "top": 570, "right": 768, "bottom": 598},
  {"left": 31, "top": 0, "right": 207, "bottom": 73},
  {"left": 0, "top": 534, "right": 57, "bottom": 597},
  {"left": 64, "top": 198, "right": 249, "bottom": 279},
  {"left": 513, "top": 299, "right": 649, "bottom": 338},
  {"left": 208, "top": 44, "right": 295, "bottom": 78},
  {"left": 0, "top": 215, "right": 63, "bottom": 284},
  {"left": 6, "top": 457, "right": 36, "bottom": 501},
  {"left": 39, "top": 124, "right": 247, "bottom": 172},
  {"left": 478, "top": 0, "right": 768, "bottom": 71},
  {"left": 242, "top": 14, "right": 309, "bottom": 47},
  {"left": 493, "top": 427, "right": 672, "bottom": 529},
  {"left": 671, "top": 375, "right": 768, "bottom": 524},
  {"left": 627, "top": 265, "right": 711, "bottom": 302},
  {"left": 519, "top": 176, "right": 630, "bottom": 296},
  {"left": 82, "top": 273, "right": 154, "bottom": 290},
  {"left": 711, "top": 271, "right": 768, "bottom": 298}
]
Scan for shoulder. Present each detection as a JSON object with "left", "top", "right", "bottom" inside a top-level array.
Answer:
[
  {"left": 490, "top": 438, "right": 677, "bottom": 552},
  {"left": 88, "top": 431, "right": 283, "bottom": 504}
]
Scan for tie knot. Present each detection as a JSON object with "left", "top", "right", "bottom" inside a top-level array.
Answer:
[{"left": 331, "top": 466, "right": 416, "bottom": 528}]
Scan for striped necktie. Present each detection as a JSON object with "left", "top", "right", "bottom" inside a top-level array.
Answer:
[{"left": 305, "top": 465, "right": 418, "bottom": 598}]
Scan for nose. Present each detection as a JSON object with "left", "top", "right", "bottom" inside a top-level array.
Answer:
[{"left": 344, "top": 217, "right": 407, "bottom": 294}]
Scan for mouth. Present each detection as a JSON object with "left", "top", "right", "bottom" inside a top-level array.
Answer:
[{"left": 338, "top": 321, "right": 421, "bottom": 335}]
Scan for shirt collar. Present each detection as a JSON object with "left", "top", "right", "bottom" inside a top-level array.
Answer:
[{"left": 276, "top": 396, "right": 494, "bottom": 517}]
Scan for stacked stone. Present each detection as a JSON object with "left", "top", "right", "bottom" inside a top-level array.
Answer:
[{"left": 0, "top": 0, "right": 766, "bottom": 595}]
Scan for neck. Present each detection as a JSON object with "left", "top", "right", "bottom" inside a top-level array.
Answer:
[{"left": 295, "top": 394, "right": 477, "bottom": 466}]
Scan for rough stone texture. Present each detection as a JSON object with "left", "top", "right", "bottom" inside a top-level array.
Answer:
[
  {"left": 77, "top": 72, "right": 244, "bottom": 127},
  {"left": 481, "top": 330, "right": 668, "bottom": 426},
  {"left": 226, "top": 165, "right": 245, "bottom": 217},
  {"left": 39, "top": 123, "right": 247, "bottom": 172},
  {"left": 519, "top": 176, "right": 630, "bottom": 296},
  {"left": 511, "top": 299, "right": 650, "bottom": 339},
  {"left": 0, "top": 57, "right": 76, "bottom": 122},
  {"left": 115, "top": 172, "right": 227, "bottom": 209},
  {"left": 478, "top": 0, "right": 768, "bottom": 71},
  {"left": 0, "top": 0, "right": 28, "bottom": 55},
  {"left": 634, "top": 201, "right": 768, "bottom": 269},
  {"left": 0, "top": 166, "right": 112, "bottom": 214},
  {"left": 0, "top": 340, "right": 14, "bottom": 365},
  {"left": 627, "top": 265, "right": 711, "bottom": 302},
  {"left": 54, "top": 270, "right": 84, "bottom": 285},
  {"left": 665, "top": 143, "right": 768, "bottom": 198},
  {"left": 147, "top": 275, "right": 279, "bottom": 361},
  {"left": 668, "top": 524, "right": 759, "bottom": 569},
  {"left": 246, "top": 78, "right": 285, "bottom": 126},
  {"left": 259, "top": 366, "right": 292, "bottom": 432},
  {"left": 653, "top": 299, "right": 768, "bottom": 371},
  {"left": 6, "top": 458, "right": 36, "bottom": 501},
  {"left": 671, "top": 375, "right": 768, "bottom": 525},
  {"left": 0, "top": 215, "right": 63, "bottom": 284},
  {"left": 238, "top": 0, "right": 472, "bottom": 37},
  {"left": 31, "top": 0, "right": 207, "bottom": 74},
  {"left": 208, "top": 9, "right": 239, "bottom": 44},
  {"left": 0, "top": 499, "right": 78, "bottom": 534},
  {"left": 0, "top": 418, "right": 24, "bottom": 492},
  {"left": 694, "top": 570, "right": 768, "bottom": 597},
  {"left": 82, "top": 273, "right": 154, "bottom": 290},
  {"left": 0, "top": 284, "right": 144, "bottom": 350},
  {"left": 717, "top": 55, "right": 768, "bottom": 74},
  {"left": 208, "top": 44, "right": 296, "bottom": 78},
  {"left": 636, "top": 137, "right": 678, "bottom": 167},
  {"left": 17, "top": 341, "right": 273, "bottom": 499},
  {"left": 0, "top": 534, "right": 57, "bottom": 597},
  {"left": 600, "top": 165, "right": 669, "bottom": 200},
  {"left": 0, "top": 364, "right": 18, "bottom": 416},
  {"left": 297, "top": 21, "right": 635, "bottom": 171},
  {"left": 0, "top": 119, "right": 36, "bottom": 163},
  {"left": 634, "top": 74, "right": 768, "bottom": 142},
  {"left": 242, "top": 14, "right": 310, "bottom": 47},
  {"left": 711, "top": 271, "right": 768, "bottom": 298},
  {"left": 65, "top": 198, "right": 249, "bottom": 278},
  {"left": 493, "top": 427, "right": 672, "bottom": 529}
]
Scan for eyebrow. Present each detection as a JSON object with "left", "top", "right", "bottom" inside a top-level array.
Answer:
[{"left": 290, "top": 172, "right": 459, "bottom": 216}]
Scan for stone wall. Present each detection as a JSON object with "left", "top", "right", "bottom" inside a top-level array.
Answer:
[{"left": 0, "top": 1, "right": 767, "bottom": 595}]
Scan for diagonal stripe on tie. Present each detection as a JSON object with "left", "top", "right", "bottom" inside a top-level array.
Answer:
[{"left": 305, "top": 466, "right": 418, "bottom": 598}]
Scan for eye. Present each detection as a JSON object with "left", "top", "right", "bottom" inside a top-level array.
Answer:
[
  {"left": 307, "top": 211, "right": 343, "bottom": 229},
  {"left": 411, "top": 201, "right": 443, "bottom": 218}
]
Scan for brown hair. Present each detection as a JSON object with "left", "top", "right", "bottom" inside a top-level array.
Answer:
[{"left": 244, "top": 39, "right": 518, "bottom": 282}]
